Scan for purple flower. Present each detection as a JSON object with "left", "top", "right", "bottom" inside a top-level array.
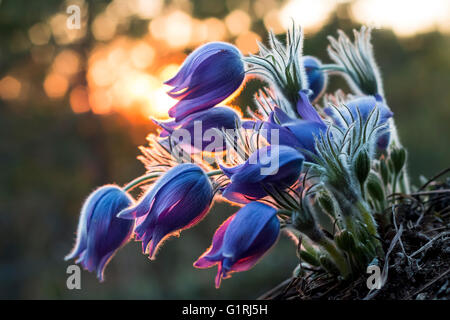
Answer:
[
  {"left": 219, "top": 145, "right": 304, "bottom": 204},
  {"left": 324, "top": 95, "right": 394, "bottom": 149},
  {"left": 117, "top": 164, "right": 213, "bottom": 259},
  {"left": 194, "top": 201, "right": 280, "bottom": 288},
  {"left": 153, "top": 106, "right": 241, "bottom": 152},
  {"left": 295, "top": 89, "right": 325, "bottom": 124},
  {"left": 165, "top": 42, "right": 245, "bottom": 121},
  {"left": 304, "top": 56, "right": 327, "bottom": 102},
  {"left": 243, "top": 92, "right": 327, "bottom": 160},
  {"left": 65, "top": 185, "right": 134, "bottom": 281}
]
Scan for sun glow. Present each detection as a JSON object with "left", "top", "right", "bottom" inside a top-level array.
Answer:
[
  {"left": 279, "top": 0, "right": 336, "bottom": 33},
  {"left": 80, "top": 36, "right": 181, "bottom": 120},
  {"left": 351, "top": 0, "right": 450, "bottom": 36},
  {"left": 30, "top": 0, "right": 448, "bottom": 122}
]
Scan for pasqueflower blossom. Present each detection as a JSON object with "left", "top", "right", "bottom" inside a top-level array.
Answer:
[
  {"left": 194, "top": 201, "right": 280, "bottom": 288},
  {"left": 324, "top": 95, "right": 393, "bottom": 149},
  {"left": 165, "top": 42, "right": 245, "bottom": 121},
  {"left": 244, "top": 91, "right": 327, "bottom": 160},
  {"left": 304, "top": 56, "right": 327, "bottom": 102},
  {"left": 153, "top": 106, "right": 241, "bottom": 152},
  {"left": 117, "top": 164, "right": 213, "bottom": 259},
  {"left": 220, "top": 145, "right": 304, "bottom": 204},
  {"left": 65, "top": 185, "right": 134, "bottom": 281}
]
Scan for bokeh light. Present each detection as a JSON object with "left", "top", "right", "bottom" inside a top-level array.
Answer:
[
  {"left": 4, "top": 0, "right": 450, "bottom": 122},
  {"left": 351, "top": 0, "right": 450, "bottom": 36},
  {"left": 0, "top": 75, "right": 22, "bottom": 100},
  {"left": 279, "top": 0, "right": 336, "bottom": 32}
]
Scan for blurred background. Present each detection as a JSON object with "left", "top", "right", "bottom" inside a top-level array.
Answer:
[{"left": 0, "top": 0, "right": 449, "bottom": 299}]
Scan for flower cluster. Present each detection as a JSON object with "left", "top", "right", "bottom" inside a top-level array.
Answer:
[{"left": 66, "top": 25, "right": 410, "bottom": 288}]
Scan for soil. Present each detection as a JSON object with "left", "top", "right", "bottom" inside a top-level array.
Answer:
[{"left": 260, "top": 177, "right": 450, "bottom": 300}]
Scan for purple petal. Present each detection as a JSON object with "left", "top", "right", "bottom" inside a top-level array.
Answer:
[
  {"left": 65, "top": 185, "right": 134, "bottom": 281},
  {"left": 296, "top": 89, "right": 324, "bottom": 124},
  {"left": 166, "top": 42, "right": 244, "bottom": 121},
  {"left": 128, "top": 164, "right": 213, "bottom": 258},
  {"left": 221, "top": 182, "right": 267, "bottom": 204},
  {"left": 194, "top": 214, "right": 235, "bottom": 268},
  {"left": 303, "top": 56, "right": 327, "bottom": 102}
]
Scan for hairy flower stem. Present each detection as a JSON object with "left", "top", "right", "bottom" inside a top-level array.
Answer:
[
  {"left": 318, "top": 237, "right": 350, "bottom": 278},
  {"left": 389, "top": 121, "right": 411, "bottom": 194},
  {"left": 288, "top": 222, "right": 350, "bottom": 278},
  {"left": 355, "top": 200, "right": 378, "bottom": 238},
  {"left": 123, "top": 170, "right": 223, "bottom": 192},
  {"left": 356, "top": 200, "right": 383, "bottom": 253},
  {"left": 334, "top": 190, "right": 382, "bottom": 252},
  {"left": 319, "top": 64, "right": 346, "bottom": 73},
  {"left": 123, "top": 173, "right": 161, "bottom": 192}
]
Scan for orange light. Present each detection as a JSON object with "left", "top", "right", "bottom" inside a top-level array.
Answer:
[
  {"left": 151, "top": 86, "right": 177, "bottom": 119},
  {"left": 165, "top": 11, "right": 193, "bottom": 48},
  {"left": 0, "top": 76, "right": 22, "bottom": 100},
  {"left": 70, "top": 86, "right": 90, "bottom": 113},
  {"left": 204, "top": 18, "right": 228, "bottom": 41},
  {"left": 43, "top": 73, "right": 68, "bottom": 99},
  {"left": 130, "top": 42, "right": 155, "bottom": 69},
  {"left": 235, "top": 31, "right": 261, "bottom": 54},
  {"left": 89, "top": 88, "right": 112, "bottom": 114},
  {"left": 225, "top": 10, "right": 251, "bottom": 36},
  {"left": 53, "top": 50, "right": 80, "bottom": 76}
]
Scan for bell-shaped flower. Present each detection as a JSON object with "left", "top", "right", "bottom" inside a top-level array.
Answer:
[
  {"left": 324, "top": 95, "right": 393, "bottom": 149},
  {"left": 65, "top": 185, "right": 134, "bottom": 281},
  {"left": 153, "top": 106, "right": 241, "bottom": 153},
  {"left": 219, "top": 145, "right": 304, "bottom": 204},
  {"left": 165, "top": 42, "right": 245, "bottom": 121},
  {"left": 117, "top": 163, "right": 213, "bottom": 259},
  {"left": 194, "top": 201, "right": 280, "bottom": 288},
  {"left": 243, "top": 91, "right": 327, "bottom": 160},
  {"left": 304, "top": 56, "right": 327, "bottom": 102}
]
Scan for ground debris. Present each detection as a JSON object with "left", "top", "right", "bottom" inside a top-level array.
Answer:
[{"left": 261, "top": 179, "right": 450, "bottom": 300}]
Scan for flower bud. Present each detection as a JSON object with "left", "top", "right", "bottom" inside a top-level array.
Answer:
[
  {"left": 367, "top": 172, "right": 386, "bottom": 204},
  {"left": 379, "top": 159, "right": 389, "bottom": 186},
  {"left": 319, "top": 255, "right": 340, "bottom": 275},
  {"left": 299, "top": 250, "right": 320, "bottom": 267},
  {"left": 317, "top": 191, "right": 336, "bottom": 217},
  {"left": 390, "top": 147, "right": 407, "bottom": 175},
  {"left": 335, "top": 230, "right": 356, "bottom": 252},
  {"left": 354, "top": 149, "right": 371, "bottom": 186}
]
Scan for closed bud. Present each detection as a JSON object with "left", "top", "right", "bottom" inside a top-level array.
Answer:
[
  {"left": 354, "top": 150, "right": 371, "bottom": 186},
  {"left": 319, "top": 254, "right": 340, "bottom": 275},
  {"left": 367, "top": 172, "right": 386, "bottom": 203},
  {"left": 335, "top": 230, "right": 356, "bottom": 252},
  {"left": 292, "top": 205, "right": 323, "bottom": 243},
  {"left": 317, "top": 191, "right": 335, "bottom": 217},
  {"left": 353, "top": 244, "right": 371, "bottom": 267},
  {"left": 379, "top": 159, "right": 389, "bottom": 186},
  {"left": 388, "top": 158, "right": 395, "bottom": 176},
  {"left": 391, "top": 147, "right": 407, "bottom": 174},
  {"left": 299, "top": 250, "right": 320, "bottom": 267}
]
